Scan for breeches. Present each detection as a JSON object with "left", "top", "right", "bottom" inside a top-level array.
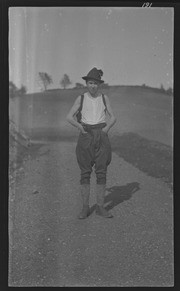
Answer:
[{"left": 76, "top": 123, "right": 112, "bottom": 185}]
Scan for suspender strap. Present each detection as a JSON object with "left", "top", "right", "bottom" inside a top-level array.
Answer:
[
  {"left": 102, "top": 94, "right": 107, "bottom": 112},
  {"left": 79, "top": 94, "right": 84, "bottom": 111},
  {"left": 76, "top": 94, "right": 84, "bottom": 123}
]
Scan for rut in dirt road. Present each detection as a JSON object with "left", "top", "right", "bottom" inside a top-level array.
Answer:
[{"left": 9, "top": 141, "right": 173, "bottom": 287}]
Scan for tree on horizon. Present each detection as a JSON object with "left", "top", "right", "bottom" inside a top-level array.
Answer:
[
  {"left": 19, "top": 85, "right": 27, "bottom": 95},
  {"left": 60, "top": 74, "right": 72, "bottom": 89},
  {"left": 38, "top": 72, "right": 53, "bottom": 91},
  {"left": 9, "top": 81, "right": 27, "bottom": 97},
  {"left": 9, "top": 81, "right": 18, "bottom": 98},
  {"left": 166, "top": 86, "right": 173, "bottom": 96},
  {"left": 160, "top": 83, "right": 166, "bottom": 93}
]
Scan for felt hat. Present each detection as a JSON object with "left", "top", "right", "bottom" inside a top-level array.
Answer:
[{"left": 82, "top": 67, "right": 104, "bottom": 83}]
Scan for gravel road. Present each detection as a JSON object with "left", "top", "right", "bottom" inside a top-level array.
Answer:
[{"left": 9, "top": 140, "right": 173, "bottom": 287}]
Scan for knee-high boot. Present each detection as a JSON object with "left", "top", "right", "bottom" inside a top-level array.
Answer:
[
  {"left": 78, "top": 184, "right": 90, "bottom": 219},
  {"left": 96, "top": 184, "right": 113, "bottom": 218}
]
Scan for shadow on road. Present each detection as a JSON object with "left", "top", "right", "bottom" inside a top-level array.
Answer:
[
  {"left": 89, "top": 182, "right": 140, "bottom": 215},
  {"left": 111, "top": 133, "right": 173, "bottom": 186}
]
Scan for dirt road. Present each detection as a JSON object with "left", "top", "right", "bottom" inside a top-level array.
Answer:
[{"left": 9, "top": 139, "right": 173, "bottom": 287}]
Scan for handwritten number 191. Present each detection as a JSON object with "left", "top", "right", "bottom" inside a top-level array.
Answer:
[{"left": 142, "top": 3, "right": 152, "bottom": 7}]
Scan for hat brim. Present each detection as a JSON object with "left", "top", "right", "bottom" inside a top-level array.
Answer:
[{"left": 82, "top": 76, "right": 104, "bottom": 83}]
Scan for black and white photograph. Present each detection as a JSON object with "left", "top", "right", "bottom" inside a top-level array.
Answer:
[{"left": 9, "top": 5, "right": 174, "bottom": 287}]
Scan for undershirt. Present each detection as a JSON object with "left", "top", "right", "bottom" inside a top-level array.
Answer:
[{"left": 81, "top": 92, "right": 106, "bottom": 125}]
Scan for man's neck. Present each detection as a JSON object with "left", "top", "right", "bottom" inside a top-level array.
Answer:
[{"left": 87, "top": 91, "right": 99, "bottom": 98}]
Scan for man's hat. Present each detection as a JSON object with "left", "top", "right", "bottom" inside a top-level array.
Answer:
[{"left": 82, "top": 67, "right": 104, "bottom": 83}]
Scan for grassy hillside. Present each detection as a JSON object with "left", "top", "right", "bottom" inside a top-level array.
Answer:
[
  {"left": 10, "top": 85, "right": 173, "bottom": 186},
  {"left": 18, "top": 85, "right": 172, "bottom": 146}
]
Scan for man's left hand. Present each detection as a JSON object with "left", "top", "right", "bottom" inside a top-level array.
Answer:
[{"left": 102, "top": 127, "right": 109, "bottom": 134}]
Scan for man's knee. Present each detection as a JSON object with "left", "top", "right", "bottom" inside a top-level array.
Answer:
[
  {"left": 80, "top": 177, "right": 91, "bottom": 185},
  {"left": 96, "top": 173, "right": 106, "bottom": 185},
  {"left": 80, "top": 172, "right": 91, "bottom": 184}
]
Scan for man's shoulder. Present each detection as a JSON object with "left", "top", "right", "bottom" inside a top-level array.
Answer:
[
  {"left": 79, "top": 92, "right": 88, "bottom": 98},
  {"left": 74, "top": 94, "right": 83, "bottom": 105},
  {"left": 101, "top": 93, "right": 109, "bottom": 101},
  {"left": 76, "top": 93, "right": 86, "bottom": 105},
  {"left": 77, "top": 93, "right": 85, "bottom": 99}
]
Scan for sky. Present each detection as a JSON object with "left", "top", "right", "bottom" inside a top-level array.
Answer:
[{"left": 9, "top": 6, "right": 173, "bottom": 93}]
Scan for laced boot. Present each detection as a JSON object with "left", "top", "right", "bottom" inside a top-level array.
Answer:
[
  {"left": 78, "top": 205, "right": 90, "bottom": 219},
  {"left": 78, "top": 184, "right": 90, "bottom": 219},
  {"left": 96, "top": 184, "right": 113, "bottom": 218}
]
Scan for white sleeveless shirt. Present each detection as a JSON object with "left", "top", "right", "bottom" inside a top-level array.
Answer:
[{"left": 81, "top": 92, "right": 106, "bottom": 125}]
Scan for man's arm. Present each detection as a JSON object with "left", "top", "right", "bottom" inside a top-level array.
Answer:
[
  {"left": 66, "top": 96, "right": 87, "bottom": 134},
  {"left": 102, "top": 95, "right": 116, "bottom": 133}
]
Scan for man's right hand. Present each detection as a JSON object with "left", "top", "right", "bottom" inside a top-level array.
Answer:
[
  {"left": 81, "top": 130, "right": 88, "bottom": 134},
  {"left": 78, "top": 124, "right": 88, "bottom": 134}
]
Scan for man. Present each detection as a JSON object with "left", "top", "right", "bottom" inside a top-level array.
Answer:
[{"left": 66, "top": 67, "right": 116, "bottom": 219}]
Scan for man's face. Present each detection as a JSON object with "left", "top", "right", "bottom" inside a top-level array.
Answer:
[{"left": 86, "top": 79, "right": 100, "bottom": 96}]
